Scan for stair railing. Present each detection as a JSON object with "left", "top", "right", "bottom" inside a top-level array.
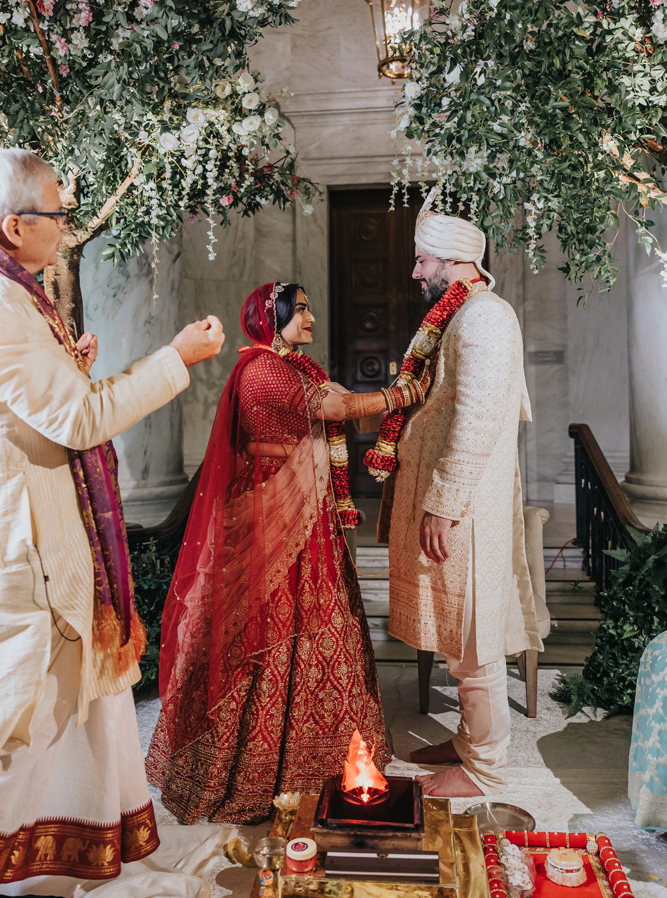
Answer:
[{"left": 569, "top": 423, "right": 649, "bottom": 594}]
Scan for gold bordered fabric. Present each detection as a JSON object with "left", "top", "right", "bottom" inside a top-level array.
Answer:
[{"left": 0, "top": 801, "right": 159, "bottom": 882}]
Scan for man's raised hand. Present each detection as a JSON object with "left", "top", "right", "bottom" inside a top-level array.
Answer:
[
  {"left": 75, "top": 332, "right": 98, "bottom": 373},
  {"left": 170, "top": 315, "right": 224, "bottom": 367}
]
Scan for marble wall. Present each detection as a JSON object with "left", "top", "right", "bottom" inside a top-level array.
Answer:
[{"left": 81, "top": 0, "right": 632, "bottom": 513}]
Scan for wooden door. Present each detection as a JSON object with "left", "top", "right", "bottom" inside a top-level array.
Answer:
[{"left": 329, "top": 187, "right": 425, "bottom": 497}]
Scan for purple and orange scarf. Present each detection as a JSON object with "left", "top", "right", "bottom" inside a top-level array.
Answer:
[{"left": 0, "top": 247, "right": 144, "bottom": 672}]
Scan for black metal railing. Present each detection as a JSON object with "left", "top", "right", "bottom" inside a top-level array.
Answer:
[{"left": 569, "top": 423, "right": 649, "bottom": 594}]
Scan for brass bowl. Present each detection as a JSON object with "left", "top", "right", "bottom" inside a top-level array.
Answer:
[{"left": 464, "top": 801, "right": 536, "bottom": 833}]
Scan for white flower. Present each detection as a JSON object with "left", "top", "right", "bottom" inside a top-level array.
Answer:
[
  {"left": 445, "top": 65, "right": 461, "bottom": 85},
  {"left": 242, "top": 114, "right": 262, "bottom": 132},
  {"left": 214, "top": 81, "right": 232, "bottom": 98},
  {"left": 232, "top": 121, "right": 247, "bottom": 135},
  {"left": 138, "top": 130, "right": 149, "bottom": 141},
  {"left": 302, "top": 204, "right": 313, "bottom": 215},
  {"left": 0, "top": 13, "right": 10, "bottom": 25},
  {"left": 441, "top": 96, "right": 451, "bottom": 107},
  {"left": 12, "top": 8, "right": 28, "bottom": 25},
  {"left": 601, "top": 134, "right": 617, "bottom": 153},
  {"left": 489, "top": 0, "right": 500, "bottom": 8},
  {"left": 70, "top": 28, "right": 89, "bottom": 54},
  {"left": 237, "top": 72, "right": 255, "bottom": 92},
  {"left": 264, "top": 107, "right": 279, "bottom": 126},
  {"left": 159, "top": 132, "right": 179, "bottom": 152},
  {"left": 237, "top": 0, "right": 261, "bottom": 12},
  {"left": 447, "top": 12, "right": 462, "bottom": 35},
  {"left": 404, "top": 81, "right": 421, "bottom": 100},
  {"left": 242, "top": 92, "right": 260, "bottom": 109},
  {"left": 133, "top": 172, "right": 145, "bottom": 185},
  {"left": 398, "top": 112, "right": 411, "bottom": 131},
  {"left": 653, "top": 9, "right": 667, "bottom": 42},
  {"left": 633, "top": 28, "right": 644, "bottom": 41},
  {"left": 180, "top": 124, "right": 201, "bottom": 144},
  {"left": 186, "top": 107, "right": 207, "bottom": 125}
]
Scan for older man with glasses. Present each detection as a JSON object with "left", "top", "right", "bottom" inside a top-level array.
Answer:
[{"left": 0, "top": 147, "right": 224, "bottom": 895}]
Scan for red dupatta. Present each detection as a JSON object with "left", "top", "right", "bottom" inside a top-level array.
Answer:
[{"left": 158, "top": 284, "right": 331, "bottom": 755}]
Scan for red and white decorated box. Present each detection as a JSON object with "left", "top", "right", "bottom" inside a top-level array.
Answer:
[{"left": 482, "top": 831, "right": 632, "bottom": 898}]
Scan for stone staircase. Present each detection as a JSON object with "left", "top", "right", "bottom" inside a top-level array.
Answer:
[{"left": 356, "top": 542, "right": 599, "bottom": 668}]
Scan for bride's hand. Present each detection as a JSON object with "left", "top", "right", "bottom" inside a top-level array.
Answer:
[{"left": 324, "top": 380, "right": 351, "bottom": 394}]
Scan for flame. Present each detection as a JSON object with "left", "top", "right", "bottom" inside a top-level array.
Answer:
[{"left": 341, "top": 729, "right": 389, "bottom": 799}]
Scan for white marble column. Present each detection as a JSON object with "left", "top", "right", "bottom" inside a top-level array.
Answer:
[
  {"left": 623, "top": 202, "right": 667, "bottom": 524},
  {"left": 80, "top": 233, "right": 188, "bottom": 527}
]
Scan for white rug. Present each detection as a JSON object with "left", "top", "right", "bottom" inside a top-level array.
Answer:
[{"left": 17, "top": 666, "right": 662, "bottom": 897}]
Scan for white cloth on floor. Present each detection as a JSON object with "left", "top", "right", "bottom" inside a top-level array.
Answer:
[
  {"left": 0, "top": 619, "right": 158, "bottom": 890},
  {"left": 445, "top": 548, "right": 511, "bottom": 795},
  {"left": 0, "top": 824, "right": 239, "bottom": 897}
]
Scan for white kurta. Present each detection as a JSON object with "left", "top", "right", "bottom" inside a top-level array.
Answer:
[
  {"left": 386, "top": 290, "right": 543, "bottom": 665},
  {"left": 0, "top": 272, "right": 190, "bottom": 885},
  {"left": 0, "top": 274, "right": 189, "bottom": 751}
]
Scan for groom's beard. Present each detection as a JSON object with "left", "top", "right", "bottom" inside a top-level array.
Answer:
[{"left": 422, "top": 264, "right": 451, "bottom": 306}]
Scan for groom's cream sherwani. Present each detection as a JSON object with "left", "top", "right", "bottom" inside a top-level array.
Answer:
[{"left": 385, "top": 288, "right": 543, "bottom": 665}]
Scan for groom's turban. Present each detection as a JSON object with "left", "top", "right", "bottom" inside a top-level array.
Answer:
[{"left": 415, "top": 198, "right": 495, "bottom": 291}]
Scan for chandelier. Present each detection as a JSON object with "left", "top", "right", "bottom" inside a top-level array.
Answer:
[{"left": 365, "top": 0, "right": 429, "bottom": 82}]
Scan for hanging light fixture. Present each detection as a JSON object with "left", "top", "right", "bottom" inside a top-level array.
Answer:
[{"left": 365, "top": 0, "right": 429, "bottom": 82}]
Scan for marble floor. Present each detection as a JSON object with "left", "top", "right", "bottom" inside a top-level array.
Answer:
[{"left": 136, "top": 666, "right": 667, "bottom": 898}]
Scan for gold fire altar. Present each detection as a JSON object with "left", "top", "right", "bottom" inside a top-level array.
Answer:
[{"left": 250, "top": 794, "right": 489, "bottom": 898}]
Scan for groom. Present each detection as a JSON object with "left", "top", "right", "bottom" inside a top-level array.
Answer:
[{"left": 383, "top": 206, "right": 542, "bottom": 796}]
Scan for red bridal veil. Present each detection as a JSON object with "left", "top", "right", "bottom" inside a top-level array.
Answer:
[{"left": 158, "top": 284, "right": 329, "bottom": 755}]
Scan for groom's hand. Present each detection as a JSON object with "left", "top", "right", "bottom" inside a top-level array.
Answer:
[{"left": 420, "top": 512, "right": 453, "bottom": 563}]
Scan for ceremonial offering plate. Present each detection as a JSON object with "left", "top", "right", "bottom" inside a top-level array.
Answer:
[
  {"left": 465, "top": 801, "right": 536, "bottom": 833},
  {"left": 482, "top": 831, "right": 634, "bottom": 898}
]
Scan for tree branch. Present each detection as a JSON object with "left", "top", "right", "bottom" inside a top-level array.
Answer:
[
  {"left": 77, "top": 158, "right": 142, "bottom": 244},
  {"left": 26, "top": 0, "right": 63, "bottom": 113},
  {"left": 606, "top": 137, "right": 667, "bottom": 207}
]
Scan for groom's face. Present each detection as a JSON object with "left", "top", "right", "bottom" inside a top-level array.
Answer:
[{"left": 413, "top": 246, "right": 453, "bottom": 306}]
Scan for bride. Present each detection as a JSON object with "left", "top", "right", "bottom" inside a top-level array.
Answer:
[{"left": 146, "top": 282, "right": 426, "bottom": 823}]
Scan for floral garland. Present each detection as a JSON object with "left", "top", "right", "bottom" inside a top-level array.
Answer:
[
  {"left": 284, "top": 350, "right": 362, "bottom": 531},
  {"left": 364, "top": 278, "right": 477, "bottom": 482}
]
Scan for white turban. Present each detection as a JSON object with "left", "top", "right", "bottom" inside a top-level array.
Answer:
[{"left": 415, "top": 190, "right": 495, "bottom": 291}]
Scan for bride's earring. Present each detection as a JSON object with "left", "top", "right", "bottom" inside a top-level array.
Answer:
[{"left": 272, "top": 332, "right": 290, "bottom": 358}]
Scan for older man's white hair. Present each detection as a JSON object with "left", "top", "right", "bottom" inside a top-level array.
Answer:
[{"left": 0, "top": 148, "right": 57, "bottom": 221}]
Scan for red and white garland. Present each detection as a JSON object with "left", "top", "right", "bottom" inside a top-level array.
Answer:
[
  {"left": 284, "top": 350, "right": 362, "bottom": 531},
  {"left": 364, "top": 278, "right": 478, "bottom": 481}
]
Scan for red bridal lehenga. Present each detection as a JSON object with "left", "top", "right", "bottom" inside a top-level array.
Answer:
[{"left": 145, "top": 284, "right": 390, "bottom": 824}]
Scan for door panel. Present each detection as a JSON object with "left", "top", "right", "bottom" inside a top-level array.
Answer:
[{"left": 329, "top": 187, "right": 423, "bottom": 497}]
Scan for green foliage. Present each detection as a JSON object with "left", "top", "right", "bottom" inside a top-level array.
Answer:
[
  {"left": 130, "top": 539, "right": 174, "bottom": 694},
  {"left": 0, "top": 0, "right": 318, "bottom": 263},
  {"left": 394, "top": 0, "right": 667, "bottom": 298},
  {"left": 551, "top": 524, "right": 667, "bottom": 716}
]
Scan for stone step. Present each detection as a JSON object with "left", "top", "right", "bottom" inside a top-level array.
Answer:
[
  {"left": 545, "top": 581, "right": 597, "bottom": 605},
  {"left": 371, "top": 640, "right": 592, "bottom": 667},
  {"left": 543, "top": 545, "right": 585, "bottom": 571}
]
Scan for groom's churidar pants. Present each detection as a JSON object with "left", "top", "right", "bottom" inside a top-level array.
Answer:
[{"left": 444, "top": 547, "right": 511, "bottom": 795}]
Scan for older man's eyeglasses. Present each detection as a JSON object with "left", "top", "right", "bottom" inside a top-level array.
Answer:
[{"left": 17, "top": 209, "right": 72, "bottom": 226}]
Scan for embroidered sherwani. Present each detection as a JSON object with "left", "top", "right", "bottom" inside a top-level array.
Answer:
[
  {"left": 387, "top": 289, "right": 543, "bottom": 666},
  {"left": 0, "top": 272, "right": 189, "bottom": 887}
]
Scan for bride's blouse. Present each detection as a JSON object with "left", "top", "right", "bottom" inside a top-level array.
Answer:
[{"left": 238, "top": 352, "right": 323, "bottom": 448}]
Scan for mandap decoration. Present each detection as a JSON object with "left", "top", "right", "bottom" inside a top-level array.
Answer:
[
  {"left": 0, "top": 0, "right": 318, "bottom": 330},
  {"left": 392, "top": 0, "right": 667, "bottom": 299}
]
